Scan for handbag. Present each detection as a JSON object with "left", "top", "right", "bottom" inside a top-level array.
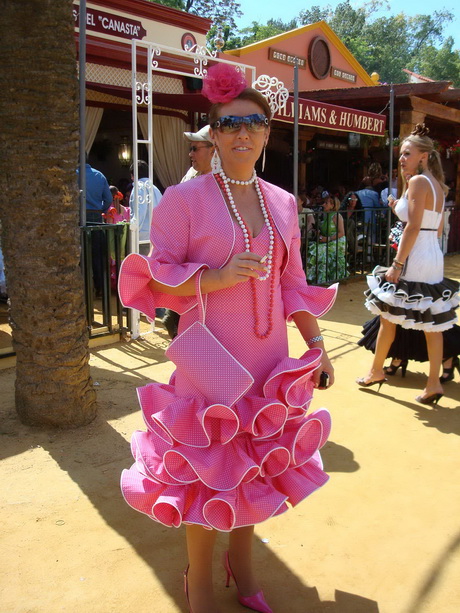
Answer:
[{"left": 165, "top": 270, "right": 254, "bottom": 406}]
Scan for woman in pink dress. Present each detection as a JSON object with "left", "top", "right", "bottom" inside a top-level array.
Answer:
[
  {"left": 118, "top": 65, "right": 337, "bottom": 613},
  {"left": 103, "top": 186, "right": 130, "bottom": 224}
]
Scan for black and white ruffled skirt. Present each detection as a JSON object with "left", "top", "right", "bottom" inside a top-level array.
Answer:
[
  {"left": 364, "top": 266, "right": 459, "bottom": 333},
  {"left": 358, "top": 316, "right": 460, "bottom": 361}
]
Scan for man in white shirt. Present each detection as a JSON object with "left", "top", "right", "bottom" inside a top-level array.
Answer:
[
  {"left": 129, "top": 160, "right": 162, "bottom": 255},
  {"left": 181, "top": 125, "right": 214, "bottom": 182},
  {"left": 162, "top": 126, "right": 214, "bottom": 339},
  {"left": 380, "top": 168, "right": 398, "bottom": 205}
]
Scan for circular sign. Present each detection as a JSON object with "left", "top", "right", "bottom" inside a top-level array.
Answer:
[
  {"left": 308, "top": 36, "right": 331, "bottom": 80},
  {"left": 181, "top": 32, "right": 197, "bottom": 52}
]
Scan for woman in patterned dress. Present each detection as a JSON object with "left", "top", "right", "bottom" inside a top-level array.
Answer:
[
  {"left": 357, "top": 124, "right": 459, "bottom": 404},
  {"left": 308, "top": 195, "right": 347, "bottom": 284}
]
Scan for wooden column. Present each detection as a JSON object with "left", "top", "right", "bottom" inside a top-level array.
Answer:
[
  {"left": 399, "top": 109, "right": 426, "bottom": 140},
  {"left": 299, "top": 129, "right": 315, "bottom": 192}
]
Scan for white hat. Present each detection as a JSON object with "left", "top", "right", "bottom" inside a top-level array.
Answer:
[{"left": 183, "top": 125, "right": 213, "bottom": 143}]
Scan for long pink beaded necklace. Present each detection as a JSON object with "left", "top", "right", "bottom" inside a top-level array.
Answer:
[{"left": 215, "top": 171, "right": 277, "bottom": 339}]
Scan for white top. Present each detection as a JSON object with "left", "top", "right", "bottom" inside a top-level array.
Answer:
[
  {"left": 130, "top": 177, "right": 163, "bottom": 243},
  {"left": 394, "top": 175, "right": 444, "bottom": 283},
  {"left": 395, "top": 174, "right": 443, "bottom": 229}
]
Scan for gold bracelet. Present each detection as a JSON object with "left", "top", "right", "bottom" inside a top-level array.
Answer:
[{"left": 393, "top": 258, "right": 404, "bottom": 267}]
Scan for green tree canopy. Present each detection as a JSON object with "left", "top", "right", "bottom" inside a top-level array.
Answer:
[
  {"left": 150, "top": 0, "right": 242, "bottom": 29},
  {"left": 414, "top": 37, "right": 460, "bottom": 84},
  {"left": 221, "top": 1, "right": 459, "bottom": 85},
  {"left": 210, "top": 18, "right": 298, "bottom": 50},
  {"left": 357, "top": 9, "right": 456, "bottom": 83}
]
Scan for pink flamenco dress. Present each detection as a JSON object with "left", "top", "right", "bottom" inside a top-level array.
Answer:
[
  {"left": 118, "top": 174, "right": 338, "bottom": 531},
  {"left": 103, "top": 204, "right": 131, "bottom": 289}
]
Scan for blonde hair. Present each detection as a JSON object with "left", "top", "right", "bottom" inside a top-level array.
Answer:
[
  {"left": 332, "top": 196, "right": 341, "bottom": 212},
  {"left": 402, "top": 124, "right": 447, "bottom": 193}
]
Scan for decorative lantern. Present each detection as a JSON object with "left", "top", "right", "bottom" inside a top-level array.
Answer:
[{"left": 118, "top": 137, "right": 132, "bottom": 167}]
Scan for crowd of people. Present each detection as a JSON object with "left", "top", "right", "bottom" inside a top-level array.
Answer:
[
  {"left": 297, "top": 159, "right": 457, "bottom": 286},
  {"left": 296, "top": 163, "right": 394, "bottom": 284}
]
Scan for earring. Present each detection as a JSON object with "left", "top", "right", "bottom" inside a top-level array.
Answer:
[
  {"left": 211, "top": 148, "right": 222, "bottom": 173},
  {"left": 262, "top": 145, "right": 266, "bottom": 172},
  {"left": 417, "top": 161, "right": 424, "bottom": 174}
]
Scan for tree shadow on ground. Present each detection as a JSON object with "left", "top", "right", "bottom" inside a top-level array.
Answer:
[
  {"left": 0, "top": 361, "right": 375, "bottom": 612},
  {"left": 404, "top": 530, "right": 460, "bottom": 613},
  {"left": 37, "top": 417, "right": 378, "bottom": 612}
]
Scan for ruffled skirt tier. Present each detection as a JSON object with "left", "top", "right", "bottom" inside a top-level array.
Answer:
[
  {"left": 121, "top": 348, "right": 331, "bottom": 531},
  {"left": 364, "top": 266, "right": 459, "bottom": 332},
  {"left": 358, "top": 316, "right": 460, "bottom": 361}
]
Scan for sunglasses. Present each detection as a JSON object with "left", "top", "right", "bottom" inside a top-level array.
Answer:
[
  {"left": 189, "top": 145, "right": 212, "bottom": 152},
  {"left": 211, "top": 114, "right": 269, "bottom": 134}
]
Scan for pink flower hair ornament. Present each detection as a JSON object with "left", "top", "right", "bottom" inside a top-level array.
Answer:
[{"left": 202, "top": 63, "right": 247, "bottom": 104}]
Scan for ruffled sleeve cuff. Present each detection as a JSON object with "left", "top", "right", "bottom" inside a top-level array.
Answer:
[
  {"left": 283, "top": 283, "right": 338, "bottom": 321},
  {"left": 118, "top": 253, "right": 209, "bottom": 320}
]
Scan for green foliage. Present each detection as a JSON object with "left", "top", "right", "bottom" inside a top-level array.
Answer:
[
  {"left": 152, "top": 0, "right": 460, "bottom": 84},
  {"left": 413, "top": 37, "right": 460, "bottom": 86},
  {"left": 221, "top": 18, "right": 298, "bottom": 50},
  {"left": 298, "top": 5, "right": 330, "bottom": 25},
  {"left": 152, "top": 0, "right": 184, "bottom": 8},
  {"left": 150, "top": 0, "right": 242, "bottom": 29},
  {"left": 358, "top": 10, "right": 456, "bottom": 82}
]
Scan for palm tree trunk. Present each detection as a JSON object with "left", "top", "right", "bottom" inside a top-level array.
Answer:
[{"left": 0, "top": 0, "right": 96, "bottom": 426}]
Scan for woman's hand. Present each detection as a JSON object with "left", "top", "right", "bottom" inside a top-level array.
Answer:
[
  {"left": 385, "top": 265, "right": 401, "bottom": 283},
  {"left": 388, "top": 195, "right": 398, "bottom": 210},
  {"left": 314, "top": 351, "right": 335, "bottom": 389},
  {"left": 218, "top": 252, "right": 267, "bottom": 288}
]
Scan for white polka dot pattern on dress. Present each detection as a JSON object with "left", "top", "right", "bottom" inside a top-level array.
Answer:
[{"left": 119, "top": 175, "right": 338, "bottom": 530}]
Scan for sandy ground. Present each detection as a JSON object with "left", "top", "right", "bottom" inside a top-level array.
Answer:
[{"left": 1, "top": 260, "right": 459, "bottom": 613}]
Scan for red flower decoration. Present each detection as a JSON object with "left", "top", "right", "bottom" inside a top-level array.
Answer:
[{"left": 202, "top": 63, "right": 247, "bottom": 104}]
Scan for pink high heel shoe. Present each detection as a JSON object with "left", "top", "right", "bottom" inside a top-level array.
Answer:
[{"left": 223, "top": 551, "right": 273, "bottom": 613}]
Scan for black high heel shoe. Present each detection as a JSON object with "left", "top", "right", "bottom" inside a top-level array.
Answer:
[
  {"left": 356, "top": 377, "right": 387, "bottom": 391},
  {"left": 384, "top": 359, "right": 408, "bottom": 377},
  {"left": 440, "top": 356, "right": 459, "bottom": 383},
  {"left": 415, "top": 393, "right": 443, "bottom": 405}
]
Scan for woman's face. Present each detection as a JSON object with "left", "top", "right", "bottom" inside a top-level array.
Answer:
[
  {"left": 210, "top": 99, "right": 269, "bottom": 173},
  {"left": 399, "top": 141, "right": 426, "bottom": 175},
  {"left": 323, "top": 197, "right": 334, "bottom": 211},
  {"left": 347, "top": 194, "right": 358, "bottom": 209}
]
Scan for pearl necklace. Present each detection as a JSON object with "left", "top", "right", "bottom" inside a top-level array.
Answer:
[
  {"left": 223, "top": 169, "right": 257, "bottom": 186},
  {"left": 217, "top": 170, "right": 275, "bottom": 281},
  {"left": 215, "top": 172, "right": 277, "bottom": 339}
]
